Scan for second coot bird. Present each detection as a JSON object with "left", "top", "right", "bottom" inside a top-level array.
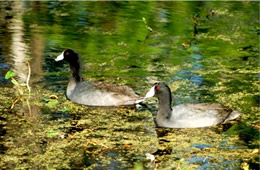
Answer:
[
  {"left": 144, "top": 82, "right": 241, "bottom": 128},
  {"left": 55, "top": 49, "right": 142, "bottom": 106}
]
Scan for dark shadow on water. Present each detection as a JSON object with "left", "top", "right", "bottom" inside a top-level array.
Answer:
[
  {"left": 0, "top": 143, "right": 7, "bottom": 154},
  {"left": 0, "top": 54, "right": 11, "bottom": 86},
  {"left": 50, "top": 112, "right": 70, "bottom": 120},
  {"left": 0, "top": 113, "right": 7, "bottom": 154},
  {"left": 224, "top": 123, "right": 260, "bottom": 148},
  {"left": 153, "top": 147, "right": 172, "bottom": 156}
]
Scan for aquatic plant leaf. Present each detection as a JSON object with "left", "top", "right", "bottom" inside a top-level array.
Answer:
[
  {"left": 5, "top": 71, "right": 15, "bottom": 79},
  {"left": 46, "top": 100, "right": 59, "bottom": 107},
  {"left": 46, "top": 129, "right": 61, "bottom": 137},
  {"left": 134, "top": 161, "right": 144, "bottom": 170},
  {"left": 241, "top": 162, "right": 249, "bottom": 170},
  {"left": 61, "top": 108, "right": 71, "bottom": 112}
]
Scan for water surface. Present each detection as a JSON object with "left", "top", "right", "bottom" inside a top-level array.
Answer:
[{"left": 0, "top": 1, "right": 259, "bottom": 169}]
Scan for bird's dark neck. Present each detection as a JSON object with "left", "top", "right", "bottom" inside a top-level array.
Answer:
[
  {"left": 158, "top": 91, "right": 172, "bottom": 119},
  {"left": 69, "top": 55, "right": 82, "bottom": 82}
]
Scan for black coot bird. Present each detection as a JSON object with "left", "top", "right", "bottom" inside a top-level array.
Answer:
[
  {"left": 55, "top": 49, "right": 142, "bottom": 106},
  {"left": 144, "top": 82, "right": 241, "bottom": 128}
]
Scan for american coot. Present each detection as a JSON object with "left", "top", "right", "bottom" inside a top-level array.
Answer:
[
  {"left": 144, "top": 82, "right": 241, "bottom": 128},
  {"left": 55, "top": 49, "right": 142, "bottom": 106}
]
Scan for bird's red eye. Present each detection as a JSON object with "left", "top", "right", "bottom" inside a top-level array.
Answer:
[
  {"left": 156, "top": 86, "right": 160, "bottom": 91},
  {"left": 65, "top": 52, "right": 69, "bottom": 55}
]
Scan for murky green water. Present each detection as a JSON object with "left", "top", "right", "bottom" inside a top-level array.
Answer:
[{"left": 0, "top": 1, "right": 259, "bottom": 169}]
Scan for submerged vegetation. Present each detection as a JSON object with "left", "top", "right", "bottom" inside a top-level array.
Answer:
[
  {"left": 0, "top": 1, "right": 259, "bottom": 169},
  {"left": 0, "top": 86, "right": 158, "bottom": 169},
  {"left": 0, "top": 86, "right": 259, "bottom": 169}
]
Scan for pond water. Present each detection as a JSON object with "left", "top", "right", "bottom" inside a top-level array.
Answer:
[{"left": 0, "top": 1, "right": 259, "bottom": 169}]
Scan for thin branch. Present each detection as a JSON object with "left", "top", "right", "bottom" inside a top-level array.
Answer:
[
  {"left": 26, "top": 61, "right": 32, "bottom": 116},
  {"left": 11, "top": 97, "right": 21, "bottom": 109},
  {"left": 26, "top": 61, "right": 31, "bottom": 94}
]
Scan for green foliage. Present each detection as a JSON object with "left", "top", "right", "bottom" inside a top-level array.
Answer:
[
  {"left": 46, "top": 129, "right": 61, "bottom": 138},
  {"left": 4, "top": 68, "right": 31, "bottom": 113},
  {"left": 46, "top": 100, "right": 59, "bottom": 107},
  {"left": 142, "top": 17, "right": 153, "bottom": 32},
  {"left": 43, "top": 98, "right": 59, "bottom": 107},
  {"left": 133, "top": 161, "right": 144, "bottom": 170},
  {"left": 5, "top": 71, "right": 24, "bottom": 97},
  {"left": 5, "top": 71, "right": 15, "bottom": 80}
]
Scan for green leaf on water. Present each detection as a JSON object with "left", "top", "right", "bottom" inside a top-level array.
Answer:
[
  {"left": 62, "top": 108, "right": 71, "bottom": 112},
  {"left": 133, "top": 161, "right": 144, "bottom": 170},
  {"left": 46, "top": 129, "right": 60, "bottom": 137},
  {"left": 46, "top": 100, "right": 59, "bottom": 107},
  {"left": 5, "top": 71, "right": 15, "bottom": 79}
]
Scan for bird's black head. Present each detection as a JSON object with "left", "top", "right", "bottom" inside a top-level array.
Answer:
[{"left": 55, "top": 49, "right": 79, "bottom": 63}]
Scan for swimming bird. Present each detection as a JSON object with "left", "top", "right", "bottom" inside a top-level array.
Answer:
[
  {"left": 55, "top": 49, "right": 142, "bottom": 106},
  {"left": 144, "top": 82, "right": 241, "bottom": 128}
]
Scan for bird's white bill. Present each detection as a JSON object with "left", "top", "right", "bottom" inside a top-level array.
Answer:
[
  {"left": 135, "top": 86, "right": 155, "bottom": 103},
  {"left": 55, "top": 51, "right": 64, "bottom": 61},
  {"left": 144, "top": 86, "right": 155, "bottom": 98}
]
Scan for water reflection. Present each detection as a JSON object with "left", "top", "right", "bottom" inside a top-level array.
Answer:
[
  {"left": 10, "top": 2, "right": 28, "bottom": 84},
  {"left": 0, "top": 2, "right": 43, "bottom": 85},
  {"left": 0, "top": 2, "right": 13, "bottom": 85},
  {"left": 0, "top": 1, "right": 259, "bottom": 169}
]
